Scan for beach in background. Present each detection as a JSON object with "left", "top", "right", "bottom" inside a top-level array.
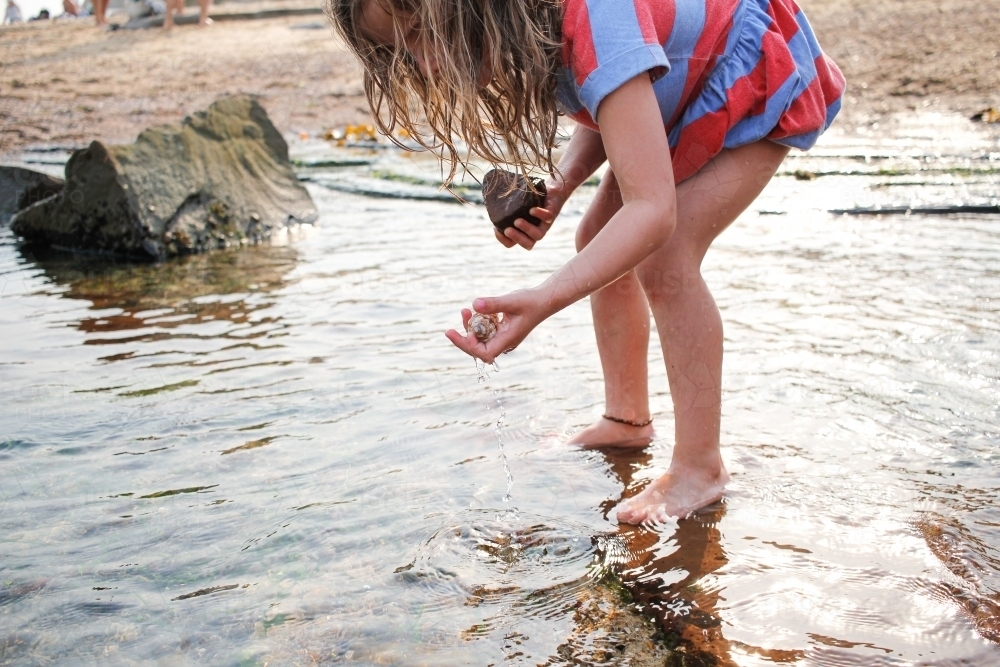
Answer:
[{"left": 1, "top": 0, "right": 998, "bottom": 154}]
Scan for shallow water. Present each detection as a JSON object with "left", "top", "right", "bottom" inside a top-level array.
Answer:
[{"left": 2, "top": 115, "right": 999, "bottom": 665}]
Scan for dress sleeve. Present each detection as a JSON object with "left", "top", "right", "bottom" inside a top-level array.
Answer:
[{"left": 562, "top": 0, "right": 673, "bottom": 122}]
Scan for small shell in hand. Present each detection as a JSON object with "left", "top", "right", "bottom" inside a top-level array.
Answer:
[{"left": 467, "top": 312, "right": 500, "bottom": 343}]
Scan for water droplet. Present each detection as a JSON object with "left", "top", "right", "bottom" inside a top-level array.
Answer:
[{"left": 481, "top": 373, "right": 514, "bottom": 520}]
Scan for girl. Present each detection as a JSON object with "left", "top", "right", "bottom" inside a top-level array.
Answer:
[{"left": 329, "top": 0, "right": 844, "bottom": 524}]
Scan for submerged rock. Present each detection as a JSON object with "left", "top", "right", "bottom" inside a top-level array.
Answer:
[
  {"left": 10, "top": 96, "right": 317, "bottom": 259},
  {"left": 0, "top": 166, "right": 64, "bottom": 226}
]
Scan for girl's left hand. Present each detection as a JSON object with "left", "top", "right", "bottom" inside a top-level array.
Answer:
[
  {"left": 445, "top": 290, "right": 547, "bottom": 363},
  {"left": 494, "top": 177, "right": 569, "bottom": 251}
]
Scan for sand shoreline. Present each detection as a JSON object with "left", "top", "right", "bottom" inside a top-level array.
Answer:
[{"left": 1, "top": 0, "right": 998, "bottom": 157}]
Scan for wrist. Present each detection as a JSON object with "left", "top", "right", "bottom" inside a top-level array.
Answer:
[
  {"left": 527, "top": 284, "right": 561, "bottom": 321},
  {"left": 546, "top": 174, "right": 570, "bottom": 202},
  {"left": 533, "top": 266, "right": 586, "bottom": 318}
]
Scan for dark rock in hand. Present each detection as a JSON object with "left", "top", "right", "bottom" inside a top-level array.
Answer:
[{"left": 482, "top": 169, "right": 546, "bottom": 232}]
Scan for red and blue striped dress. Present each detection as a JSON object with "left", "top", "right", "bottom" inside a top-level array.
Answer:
[{"left": 557, "top": 0, "right": 846, "bottom": 183}]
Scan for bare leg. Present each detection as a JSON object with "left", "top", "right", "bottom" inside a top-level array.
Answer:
[
  {"left": 163, "top": 0, "right": 178, "bottom": 28},
  {"left": 93, "top": 0, "right": 107, "bottom": 25},
  {"left": 605, "top": 140, "right": 790, "bottom": 523},
  {"left": 567, "top": 171, "right": 654, "bottom": 448},
  {"left": 198, "top": 0, "right": 211, "bottom": 25}
]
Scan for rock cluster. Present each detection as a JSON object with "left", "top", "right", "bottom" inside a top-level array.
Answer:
[{"left": 10, "top": 96, "right": 317, "bottom": 260}]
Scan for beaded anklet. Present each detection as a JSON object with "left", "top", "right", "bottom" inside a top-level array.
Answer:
[{"left": 602, "top": 414, "right": 653, "bottom": 428}]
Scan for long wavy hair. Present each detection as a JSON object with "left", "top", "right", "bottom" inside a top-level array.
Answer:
[{"left": 327, "top": 0, "right": 563, "bottom": 186}]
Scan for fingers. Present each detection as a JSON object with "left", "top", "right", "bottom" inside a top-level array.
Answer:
[
  {"left": 472, "top": 296, "right": 505, "bottom": 314},
  {"left": 530, "top": 206, "right": 555, "bottom": 225},
  {"left": 503, "top": 225, "right": 536, "bottom": 250},
  {"left": 502, "top": 217, "right": 551, "bottom": 250},
  {"left": 514, "top": 217, "right": 547, "bottom": 241},
  {"left": 493, "top": 228, "right": 515, "bottom": 248},
  {"left": 444, "top": 328, "right": 497, "bottom": 363},
  {"left": 445, "top": 329, "right": 473, "bottom": 357}
]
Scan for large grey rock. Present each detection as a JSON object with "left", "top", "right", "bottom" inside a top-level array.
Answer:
[
  {"left": 11, "top": 96, "right": 317, "bottom": 259},
  {"left": 0, "top": 166, "right": 64, "bottom": 226}
]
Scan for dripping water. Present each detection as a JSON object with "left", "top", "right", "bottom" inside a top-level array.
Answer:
[
  {"left": 481, "top": 366, "right": 518, "bottom": 660},
  {"left": 490, "top": 388, "right": 514, "bottom": 508},
  {"left": 476, "top": 359, "right": 516, "bottom": 520}
]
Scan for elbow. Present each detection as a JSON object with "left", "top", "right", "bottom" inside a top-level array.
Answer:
[{"left": 647, "top": 199, "right": 676, "bottom": 250}]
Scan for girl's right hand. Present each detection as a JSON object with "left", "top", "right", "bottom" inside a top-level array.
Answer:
[
  {"left": 445, "top": 291, "right": 548, "bottom": 364},
  {"left": 494, "top": 177, "right": 569, "bottom": 251}
]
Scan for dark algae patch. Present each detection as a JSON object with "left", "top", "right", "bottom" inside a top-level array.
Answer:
[
  {"left": 119, "top": 379, "right": 199, "bottom": 398},
  {"left": 139, "top": 485, "right": 218, "bottom": 499},
  {"left": 221, "top": 436, "right": 277, "bottom": 455},
  {"left": 171, "top": 584, "right": 240, "bottom": 601}
]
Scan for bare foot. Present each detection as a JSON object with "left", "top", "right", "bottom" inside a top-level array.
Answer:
[
  {"left": 566, "top": 417, "right": 653, "bottom": 449},
  {"left": 615, "top": 465, "right": 730, "bottom": 524}
]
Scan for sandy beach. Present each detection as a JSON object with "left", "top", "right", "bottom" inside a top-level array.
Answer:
[{"left": 1, "top": 0, "right": 998, "bottom": 155}]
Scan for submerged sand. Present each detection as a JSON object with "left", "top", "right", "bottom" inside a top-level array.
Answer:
[{"left": 1, "top": 0, "right": 998, "bottom": 155}]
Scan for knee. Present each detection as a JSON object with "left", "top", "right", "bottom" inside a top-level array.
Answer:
[{"left": 639, "top": 253, "right": 703, "bottom": 304}]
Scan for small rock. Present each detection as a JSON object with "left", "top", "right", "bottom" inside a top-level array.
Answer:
[
  {"left": 0, "top": 166, "right": 64, "bottom": 226},
  {"left": 482, "top": 169, "right": 546, "bottom": 231}
]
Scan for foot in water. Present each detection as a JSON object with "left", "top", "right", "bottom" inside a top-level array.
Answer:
[
  {"left": 566, "top": 416, "right": 654, "bottom": 448},
  {"left": 615, "top": 465, "right": 730, "bottom": 524}
]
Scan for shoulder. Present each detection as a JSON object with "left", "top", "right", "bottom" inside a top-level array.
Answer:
[
  {"left": 560, "top": 0, "right": 674, "bottom": 122},
  {"left": 562, "top": 0, "right": 676, "bottom": 43},
  {"left": 561, "top": 0, "right": 675, "bottom": 78}
]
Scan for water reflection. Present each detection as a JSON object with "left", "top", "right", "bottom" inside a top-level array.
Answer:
[
  {"left": 18, "top": 242, "right": 298, "bottom": 342},
  {"left": 597, "top": 447, "right": 737, "bottom": 665}
]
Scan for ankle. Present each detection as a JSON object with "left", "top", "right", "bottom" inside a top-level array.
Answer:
[
  {"left": 602, "top": 413, "right": 652, "bottom": 428},
  {"left": 602, "top": 404, "right": 651, "bottom": 425},
  {"left": 669, "top": 457, "right": 726, "bottom": 481}
]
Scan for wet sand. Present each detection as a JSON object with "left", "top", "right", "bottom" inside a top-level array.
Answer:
[{"left": 1, "top": 0, "right": 998, "bottom": 155}]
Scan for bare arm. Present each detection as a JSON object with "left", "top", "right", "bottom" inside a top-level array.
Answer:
[
  {"left": 553, "top": 124, "right": 608, "bottom": 194},
  {"left": 448, "top": 73, "right": 677, "bottom": 362},
  {"left": 537, "top": 75, "right": 676, "bottom": 313}
]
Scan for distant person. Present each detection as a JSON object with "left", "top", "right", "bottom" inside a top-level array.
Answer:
[
  {"left": 4, "top": 0, "right": 23, "bottom": 23},
  {"left": 92, "top": 0, "right": 107, "bottom": 24},
  {"left": 61, "top": 0, "right": 79, "bottom": 16},
  {"left": 163, "top": 0, "right": 210, "bottom": 28}
]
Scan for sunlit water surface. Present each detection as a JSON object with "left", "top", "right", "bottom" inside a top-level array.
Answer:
[{"left": 2, "top": 115, "right": 999, "bottom": 665}]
